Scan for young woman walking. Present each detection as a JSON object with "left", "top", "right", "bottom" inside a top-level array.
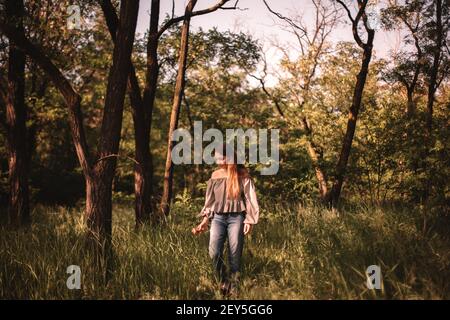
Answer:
[{"left": 192, "top": 144, "right": 259, "bottom": 296}]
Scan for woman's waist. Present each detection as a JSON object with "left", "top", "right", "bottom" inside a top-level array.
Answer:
[
  {"left": 214, "top": 211, "right": 246, "bottom": 215},
  {"left": 210, "top": 199, "right": 246, "bottom": 212}
]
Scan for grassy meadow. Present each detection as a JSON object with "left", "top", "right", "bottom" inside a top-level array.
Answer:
[{"left": 0, "top": 200, "right": 449, "bottom": 300}]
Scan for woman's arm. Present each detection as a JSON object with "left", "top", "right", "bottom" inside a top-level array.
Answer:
[
  {"left": 193, "top": 179, "right": 215, "bottom": 235},
  {"left": 199, "top": 179, "right": 215, "bottom": 220},
  {"left": 243, "top": 177, "right": 259, "bottom": 225}
]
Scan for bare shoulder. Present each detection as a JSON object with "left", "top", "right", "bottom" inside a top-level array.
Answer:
[{"left": 211, "top": 168, "right": 227, "bottom": 179}]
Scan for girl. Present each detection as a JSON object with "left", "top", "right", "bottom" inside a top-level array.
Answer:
[{"left": 192, "top": 144, "right": 259, "bottom": 296}]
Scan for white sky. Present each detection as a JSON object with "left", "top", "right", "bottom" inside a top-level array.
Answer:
[{"left": 136, "top": 0, "right": 404, "bottom": 86}]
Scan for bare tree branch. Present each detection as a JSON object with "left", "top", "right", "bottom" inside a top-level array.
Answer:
[
  {"left": 263, "top": 0, "right": 307, "bottom": 36},
  {"left": 95, "top": 153, "right": 139, "bottom": 166},
  {"left": 157, "top": 0, "right": 235, "bottom": 38},
  {"left": 171, "top": 0, "right": 175, "bottom": 19},
  {"left": 220, "top": 0, "right": 247, "bottom": 10},
  {"left": 336, "top": 0, "right": 354, "bottom": 23},
  {"left": 249, "top": 72, "right": 286, "bottom": 118},
  {"left": 336, "top": 0, "right": 371, "bottom": 48}
]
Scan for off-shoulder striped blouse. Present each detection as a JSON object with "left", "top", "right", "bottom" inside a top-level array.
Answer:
[{"left": 199, "top": 176, "right": 260, "bottom": 225}]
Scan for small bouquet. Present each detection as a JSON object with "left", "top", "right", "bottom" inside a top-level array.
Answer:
[{"left": 191, "top": 217, "right": 209, "bottom": 235}]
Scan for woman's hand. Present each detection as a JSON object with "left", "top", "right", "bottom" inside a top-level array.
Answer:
[
  {"left": 192, "top": 217, "right": 209, "bottom": 235},
  {"left": 243, "top": 223, "right": 253, "bottom": 236}
]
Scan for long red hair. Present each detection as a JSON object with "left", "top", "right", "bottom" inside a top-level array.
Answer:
[{"left": 219, "top": 144, "right": 248, "bottom": 199}]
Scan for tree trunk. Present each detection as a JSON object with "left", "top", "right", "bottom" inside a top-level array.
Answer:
[
  {"left": 406, "top": 56, "right": 421, "bottom": 117},
  {"left": 307, "top": 142, "right": 328, "bottom": 199},
  {"left": 406, "top": 87, "right": 415, "bottom": 117},
  {"left": 301, "top": 117, "right": 328, "bottom": 199},
  {"left": 330, "top": 43, "right": 374, "bottom": 207},
  {"left": 85, "top": 170, "right": 113, "bottom": 238},
  {"left": 85, "top": 0, "right": 140, "bottom": 239},
  {"left": 5, "top": 0, "right": 29, "bottom": 227},
  {"left": 404, "top": 17, "right": 423, "bottom": 118},
  {"left": 101, "top": 0, "right": 160, "bottom": 226},
  {"left": 423, "top": 0, "right": 443, "bottom": 201},
  {"left": 135, "top": 0, "right": 160, "bottom": 224},
  {"left": 426, "top": 0, "right": 442, "bottom": 133},
  {"left": 160, "top": 0, "right": 197, "bottom": 216}
]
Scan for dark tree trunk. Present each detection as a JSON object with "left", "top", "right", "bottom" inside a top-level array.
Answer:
[
  {"left": 301, "top": 117, "right": 329, "bottom": 200},
  {"left": 329, "top": 43, "right": 374, "bottom": 207},
  {"left": 85, "top": 0, "right": 140, "bottom": 239},
  {"left": 4, "top": 0, "right": 29, "bottom": 227},
  {"left": 406, "top": 86, "right": 415, "bottom": 117},
  {"left": 328, "top": 0, "right": 376, "bottom": 207},
  {"left": 406, "top": 56, "right": 421, "bottom": 117},
  {"left": 426, "top": 0, "right": 442, "bottom": 133},
  {"left": 101, "top": 0, "right": 160, "bottom": 226},
  {"left": 85, "top": 171, "right": 113, "bottom": 238},
  {"left": 422, "top": 0, "right": 443, "bottom": 201},
  {"left": 135, "top": 0, "right": 160, "bottom": 224},
  {"left": 160, "top": 0, "right": 197, "bottom": 216},
  {"left": 404, "top": 15, "right": 423, "bottom": 118}
]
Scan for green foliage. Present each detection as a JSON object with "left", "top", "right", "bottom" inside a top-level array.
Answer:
[
  {"left": 349, "top": 87, "right": 449, "bottom": 204},
  {"left": 264, "top": 35, "right": 449, "bottom": 205},
  {"left": 0, "top": 1, "right": 448, "bottom": 233}
]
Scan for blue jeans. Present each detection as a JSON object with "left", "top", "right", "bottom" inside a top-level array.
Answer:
[{"left": 209, "top": 212, "right": 245, "bottom": 283}]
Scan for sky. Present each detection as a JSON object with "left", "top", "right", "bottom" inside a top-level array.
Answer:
[{"left": 136, "top": 0, "right": 404, "bottom": 85}]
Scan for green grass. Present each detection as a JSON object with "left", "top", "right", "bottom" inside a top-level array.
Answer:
[{"left": 0, "top": 201, "right": 449, "bottom": 299}]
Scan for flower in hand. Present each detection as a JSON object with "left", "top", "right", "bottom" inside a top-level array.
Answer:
[
  {"left": 244, "top": 223, "right": 253, "bottom": 236},
  {"left": 192, "top": 217, "right": 209, "bottom": 235}
]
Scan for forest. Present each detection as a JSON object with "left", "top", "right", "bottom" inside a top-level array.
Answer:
[{"left": 0, "top": 0, "right": 449, "bottom": 299}]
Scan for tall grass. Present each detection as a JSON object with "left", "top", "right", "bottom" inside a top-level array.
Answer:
[{"left": 0, "top": 201, "right": 449, "bottom": 299}]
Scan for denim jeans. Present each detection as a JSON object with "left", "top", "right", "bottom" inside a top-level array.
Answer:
[{"left": 209, "top": 212, "right": 245, "bottom": 283}]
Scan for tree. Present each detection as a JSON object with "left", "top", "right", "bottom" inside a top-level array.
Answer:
[
  {"left": 382, "top": 0, "right": 449, "bottom": 121},
  {"left": 262, "top": 0, "right": 338, "bottom": 201},
  {"left": 382, "top": 0, "right": 427, "bottom": 116},
  {"left": 86, "top": 0, "right": 140, "bottom": 240},
  {"left": 100, "top": 0, "right": 157, "bottom": 226},
  {"left": 262, "top": 0, "right": 376, "bottom": 205},
  {"left": 102, "top": 0, "right": 237, "bottom": 224},
  {"left": 0, "top": 0, "right": 29, "bottom": 227},
  {"left": 425, "top": 0, "right": 444, "bottom": 133},
  {"left": 160, "top": 0, "right": 197, "bottom": 217},
  {"left": 381, "top": 0, "right": 449, "bottom": 202},
  {"left": 0, "top": 0, "right": 140, "bottom": 241},
  {"left": 157, "top": 27, "right": 261, "bottom": 196},
  {"left": 159, "top": 0, "right": 243, "bottom": 216},
  {"left": 327, "top": 0, "right": 375, "bottom": 207}
]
